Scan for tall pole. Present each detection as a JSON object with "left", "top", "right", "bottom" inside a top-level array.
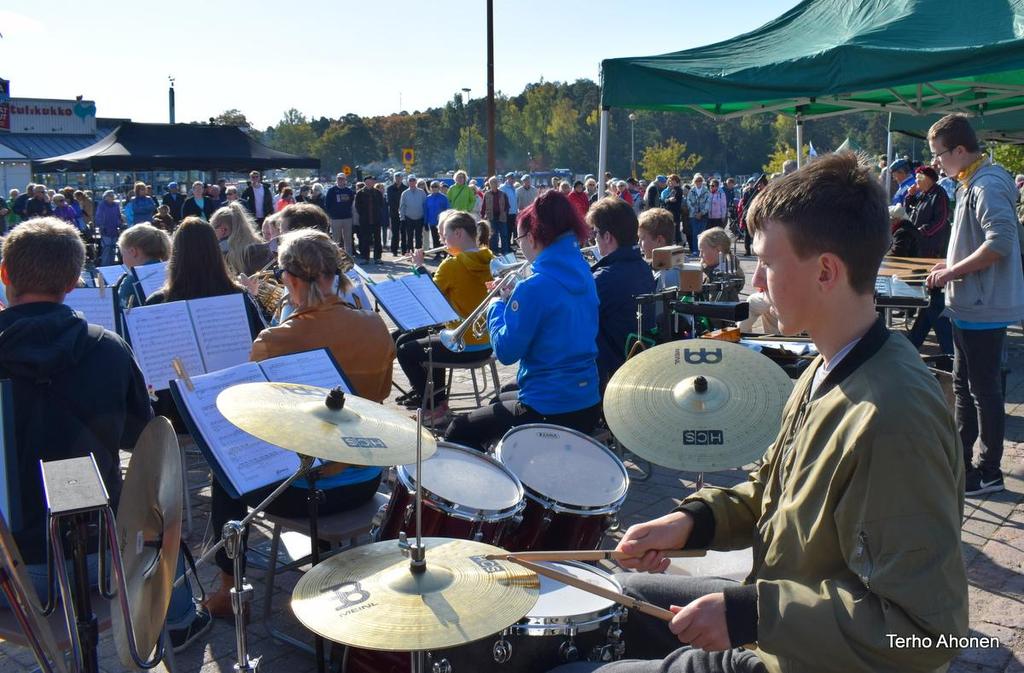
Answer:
[
  {"left": 462, "top": 87, "right": 471, "bottom": 176},
  {"left": 486, "top": 0, "right": 496, "bottom": 178},
  {"left": 168, "top": 76, "right": 175, "bottom": 124},
  {"left": 629, "top": 113, "right": 637, "bottom": 177},
  {"left": 885, "top": 112, "right": 895, "bottom": 200},
  {"left": 795, "top": 114, "right": 804, "bottom": 169},
  {"left": 598, "top": 107, "right": 609, "bottom": 196}
]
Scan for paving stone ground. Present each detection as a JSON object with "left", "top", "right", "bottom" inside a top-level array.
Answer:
[{"left": 1, "top": 254, "right": 1021, "bottom": 672}]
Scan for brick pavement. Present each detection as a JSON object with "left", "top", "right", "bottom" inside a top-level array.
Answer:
[{"left": 1, "top": 255, "right": 1021, "bottom": 671}]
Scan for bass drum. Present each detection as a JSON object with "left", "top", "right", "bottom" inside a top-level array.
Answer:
[
  {"left": 343, "top": 562, "right": 626, "bottom": 673},
  {"left": 372, "top": 442, "right": 525, "bottom": 546}
]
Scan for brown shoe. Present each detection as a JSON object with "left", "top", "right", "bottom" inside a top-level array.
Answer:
[{"left": 202, "top": 571, "right": 250, "bottom": 621}]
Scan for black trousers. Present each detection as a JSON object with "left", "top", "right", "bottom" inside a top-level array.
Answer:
[
  {"left": 359, "top": 219, "right": 382, "bottom": 260},
  {"left": 953, "top": 325, "right": 1007, "bottom": 478},
  {"left": 210, "top": 473, "right": 381, "bottom": 574},
  {"left": 396, "top": 331, "right": 493, "bottom": 405},
  {"left": 401, "top": 217, "right": 424, "bottom": 253},
  {"left": 548, "top": 574, "right": 766, "bottom": 673},
  {"left": 444, "top": 389, "right": 602, "bottom": 451},
  {"left": 389, "top": 214, "right": 402, "bottom": 254}
]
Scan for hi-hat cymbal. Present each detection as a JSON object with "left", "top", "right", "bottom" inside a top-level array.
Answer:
[
  {"left": 217, "top": 382, "right": 436, "bottom": 466},
  {"left": 604, "top": 341, "right": 793, "bottom": 471},
  {"left": 291, "top": 538, "right": 539, "bottom": 652},
  {"left": 113, "top": 416, "right": 183, "bottom": 668}
]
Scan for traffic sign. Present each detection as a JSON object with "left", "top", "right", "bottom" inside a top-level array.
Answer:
[
  {"left": 402, "top": 148, "right": 415, "bottom": 165},
  {"left": 341, "top": 164, "right": 352, "bottom": 176}
]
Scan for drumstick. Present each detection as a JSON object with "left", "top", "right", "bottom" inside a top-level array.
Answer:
[
  {"left": 485, "top": 549, "right": 706, "bottom": 562},
  {"left": 505, "top": 557, "right": 674, "bottom": 622}
]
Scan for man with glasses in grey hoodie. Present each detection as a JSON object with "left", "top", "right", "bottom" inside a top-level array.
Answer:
[{"left": 927, "top": 113, "right": 1024, "bottom": 497}]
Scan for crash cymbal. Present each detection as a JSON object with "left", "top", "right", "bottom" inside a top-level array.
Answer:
[
  {"left": 291, "top": 538, "right": 539, "bottom": 652},
  {"left": 112, "top": 416, "right": 183, "bottom": 667},
  {"left": 217, "top": 382, "right": 436, "bottom": 466},
  {"left": 604, "top": 341, "right": 793, "bottom": 471}
]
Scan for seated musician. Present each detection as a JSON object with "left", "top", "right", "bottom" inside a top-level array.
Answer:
[
  {"left": 205, "top": 228, "right": 394, "bottom": 617},
  {"left": 116, "top": 223, "right": 171, "bottom": 309},
  {"left": 697, "top": 227, "right": 744, "bottom": 302},
  {"left": 210, "top": 202, "right": 266, "bottom": 275},
  {"left": 551, "top": 153, "right": 968, "bottom": 673},
  {"left": 0, "top": 218, "right": 211, "bottom": 650},
  {"left": 395, "top": 210, "right": 495, "bottom": 424},
  {"left": 637, "top": 207, "right": 683, "bottom": 292},
  {"left": 445, "top": 191, "right": 602, "bottom": 450},
  {"left": 144, "top": 217, "right": 264, "bottom": 337},
  {"left": 586, "top": 197, "right": 655, "bottom": 386}
]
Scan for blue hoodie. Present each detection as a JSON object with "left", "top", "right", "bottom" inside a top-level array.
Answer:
[{"left": 487, "top": 232, "right": 599, "bottom": 414}]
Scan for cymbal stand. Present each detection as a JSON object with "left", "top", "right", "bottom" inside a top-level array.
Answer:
[
  {"left": 306, "top": 464, "right": 326, "bottom": 673},
  {"left": 400, "top": 408, "right": 427, "bottom": 673},
  {"left": 174, "top": 455, "right": 316, "bottom": 673}
]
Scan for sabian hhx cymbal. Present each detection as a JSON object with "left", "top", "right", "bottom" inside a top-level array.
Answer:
[
  {"left": 291, "top": 538, "right": 539, "bottom": 652},
  {"left": 604, "top": 341, "right": 792, "bottom": 471},
  {"left": 217, "top": 382, "right": 436, "bottom": 466}
]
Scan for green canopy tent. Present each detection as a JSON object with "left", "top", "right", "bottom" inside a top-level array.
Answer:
[
  {"left": 890, "top": 110, "right": 1024, "bottom": 144},
  {"left": 597, "top": 0, "right": 1024, "bottom": 181}
]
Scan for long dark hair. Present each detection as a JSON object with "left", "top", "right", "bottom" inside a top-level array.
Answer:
[{"left": 162, "top": 217, "right": 243, "bottom": 300}]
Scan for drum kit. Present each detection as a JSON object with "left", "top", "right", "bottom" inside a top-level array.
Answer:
[{"left": 5, "top": 337, "right": 791, "bottom": 673}]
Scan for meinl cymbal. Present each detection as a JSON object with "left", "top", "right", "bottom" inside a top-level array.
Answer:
[
  {"left": 216, "top": 382, "right": 436, "bottom": 466},
  {"left": 112, "top": 416, "right": 183, "bottom": 668},
  {"left": 604, "top": 341, "right": 793, "bottom": 471},
  {"left": 291, "top": 538, "right": 539, "bottom": 652}
]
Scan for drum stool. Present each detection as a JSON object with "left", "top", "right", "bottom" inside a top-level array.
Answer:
[
  {"left": 425, "top": 353, "right": 501, "bottom": 408},
  {"left": 254, "top": 491, "right": 390, "bottom": 654}
]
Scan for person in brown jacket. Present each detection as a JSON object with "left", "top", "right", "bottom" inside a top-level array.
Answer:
[
  {"left": 151, "top": 204, "right": 176, "bottom": 233},
  {"left": 204, "top": 228, "right": 394, "bottom": 618}
]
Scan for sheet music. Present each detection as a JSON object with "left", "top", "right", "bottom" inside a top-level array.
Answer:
[
  {"left": 176, "top": 363, "right": 302, "bottom": 495},
  {"left": 125, "top": 301, "right": 204, "bottom": 392},
  {"left": 133, "top": 261, "right": 168, "bottom": 301},
  {"left": 96, "top": 264, "right": 127, "bottom": 287},
  {"left": 186, "top": 294, "right": 253, "bottom": 373},
  {"left": 79, "top": 271, "right": 96, "bottom": 288},
  {"left": 344, "top": 271, "right": 374, "bottom": 312},
  {"left": 64, "top": 287, "right": 117, "bottom": 333},
  {"left": 367, "top": 278, "right": 434, "bottom": 330},
  {"left": 258, "top": 349, "right": 351, "bottom": 392},
  {"left": 401, "top": 274, "right": 460, "bottom": 324}
]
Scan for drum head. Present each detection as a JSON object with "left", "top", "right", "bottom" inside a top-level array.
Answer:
[
  {"left": 497, "top": 425, "right": 628, "bottom": 508},
  {"left": 530, "top": 562, "right": 618, "bottom": 618},
  {"left": 404, "top": 443, "right": 523, "bottom": 513}
]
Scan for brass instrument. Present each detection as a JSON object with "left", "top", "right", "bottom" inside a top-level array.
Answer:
[
  {"left": 439, "top": 258, "right": 529, "bottom": 352},
  {"left": 393, "top": 245, "right": 447, "bottom": 264}
]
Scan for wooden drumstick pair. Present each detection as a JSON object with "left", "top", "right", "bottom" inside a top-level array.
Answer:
[{"left": 486, "top": 549, "right": 706, "bottom": 622}]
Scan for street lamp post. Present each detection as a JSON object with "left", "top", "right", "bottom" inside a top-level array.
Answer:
[
  {"left": 461, "top": 87, "right": 472, "bottom": 177},
  {"left": 629, "top": 112, "right": 637, "bottom": 178}
]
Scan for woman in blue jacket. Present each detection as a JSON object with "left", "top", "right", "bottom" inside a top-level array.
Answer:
[{"left": 445, "top": 191, "right": 601, "bottom": 450}]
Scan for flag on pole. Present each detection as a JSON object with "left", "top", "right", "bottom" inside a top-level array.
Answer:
[{"left": 808, "top": 141, "right": 818, "bottom": 158}]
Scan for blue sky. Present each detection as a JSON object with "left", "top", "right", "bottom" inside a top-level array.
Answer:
[{"left": 1, "top": 2, "right": 800, "bottom": 129}]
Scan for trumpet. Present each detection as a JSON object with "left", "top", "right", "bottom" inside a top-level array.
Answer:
[
  {"left": 394, "top": 245, "right": 447, "bottom": 264},
  {"left": 439, "top": 259, "right": 530, "bottom": 352}
]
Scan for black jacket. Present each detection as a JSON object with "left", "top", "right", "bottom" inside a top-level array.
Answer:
[
  {"left": 0, "top": 303, "right": 152, "bottom": 564},
  {"left": 241, "top": 182, "right": 275, "bottom": 220},
  {"left": 591, "top": 245, "right": 656, "bottom": 387},
  {"left": 355, "top": 186, "right": 386, "bottom": 228},
  {"left": 891, "top": 220, "right": 920, "bottom": 257},
  {"left": 386, "top": 183, "right": 407, "bottom": 220},
  {"left": 162, "top": 192, "right": 186, "bottom": 221},
  {"left": 181, "top": 196, "right": 218, "bottom": 221}
]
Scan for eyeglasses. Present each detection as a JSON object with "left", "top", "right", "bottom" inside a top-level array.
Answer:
[
  {"left": 515, "top": 232, "right": 530, "bottom": 243},
  {"left": 930, "top": 147, "right": 955, "bottom": 160}
]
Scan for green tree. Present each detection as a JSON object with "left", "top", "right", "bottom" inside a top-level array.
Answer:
[
  {"left": 639, "top": 138, "right": 702, "bottom": 180},
  {"left": 314, "top": 121, "right": 379, "bottom": 176},
  {"left": 268, "top": 108, "right": 316, "bottom": 156},
  {"left": 213, "top": 109, "right": 253, "bottom": 131},
  {"left": 455, "top": 126, "right": 487, "bottom": 175},
  {"left": 762, "top": 143, "right": 810, "bottom": 174},
  {"left": 993, "top": 143, "right": 1024, "bottom": 175}
]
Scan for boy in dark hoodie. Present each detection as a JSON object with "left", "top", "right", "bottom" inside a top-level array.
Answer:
[{"left": 0, "top": 217, "right": 211, "bottom": 650}]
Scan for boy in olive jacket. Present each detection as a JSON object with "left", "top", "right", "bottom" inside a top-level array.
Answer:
[{"left": 555, "top": 153, "right": 968, "bottom": 673}]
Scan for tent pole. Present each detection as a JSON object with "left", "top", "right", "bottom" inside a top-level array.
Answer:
[
  {"left": 795, "top": 115, "right": 804, "bottom": 169},
  {"left": 598, "top": 106, "right": 609, "bottom": 197},
  {"left": 886, "top": 112, "right": 894, "bottom": 200}
]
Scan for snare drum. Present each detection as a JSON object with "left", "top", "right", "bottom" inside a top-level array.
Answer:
[
  {"left": 496, "top": 424, "right": 629, "bottom": 551},
  {"left": 343, "top": 562, "right": 626, "bottom": 673},
  {"left": 373, "top": 442, "right": 525, "bottom": 545}
]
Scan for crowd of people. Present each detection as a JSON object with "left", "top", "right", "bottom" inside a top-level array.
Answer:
[{"left": 0, "top": 113, "right": 1019, "bottom": 672}]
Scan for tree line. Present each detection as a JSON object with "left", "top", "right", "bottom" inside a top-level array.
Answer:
[{"left": 214, "top": 79, "right": 976, "bottom": 179}]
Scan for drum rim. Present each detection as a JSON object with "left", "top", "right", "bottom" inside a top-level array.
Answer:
[
  {"left": 511, "top": 561, "right": 625, "bottom": 636},
  {"left": 395, "top": 442, "right": 527, "bottom": 520},
  {"left": 494, "top": 424, "right": 631, "bottom": 509}
]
